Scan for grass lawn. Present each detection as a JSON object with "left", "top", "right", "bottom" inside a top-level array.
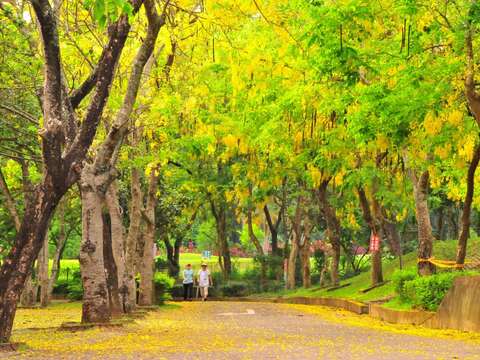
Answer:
[
  {"left": 178, "top": 253, "right": 253, "bottom": 272},
  {"left": 55, "top": 253, "right": 254, "bottom": 279},
  {"left": 252, "top": 238, "right": 480, "bottom": 309}
]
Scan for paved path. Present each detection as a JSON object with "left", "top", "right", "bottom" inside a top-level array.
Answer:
[{"left": 4, "top": 301, "right": 480, "bottom": 359}]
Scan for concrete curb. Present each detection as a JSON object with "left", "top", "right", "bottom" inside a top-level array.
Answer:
[{"left": 369, "top": 304, "right": 435, "bottom": 325}]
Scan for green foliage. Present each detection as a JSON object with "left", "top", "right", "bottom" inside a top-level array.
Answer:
[
  {"left": 66, "top": 270, "right": 83, "bottom": 300},
  {"left": 153, "top": 272, "right": 175, "bottom": 303},
  {"left": 220, "top": 281, "right": 250, "bottom": 297},
  {"left": 312, "top": 249, "right": 325, "bottom": 275},
  {"left": 395, "top": 269, "right": 480, "bottom": 311},
  {"left": 154, "top": 257, "right": 169, "bottom": 272},
  {"left": 392, "top": 268, "right": 418, "bottom": 302},
  {"left": 83, "top": 0, "right": 132, "bottom": 28}
]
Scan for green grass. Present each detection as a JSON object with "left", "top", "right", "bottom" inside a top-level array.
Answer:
[
  {"left": 178, "top": 253, "right": 253, "bottom": 272},
  {"left": 54, "top": 253, "right": 254, "bottom": 278},
  {"left": 252, "top": 238, "right": 480, "bottom": 309}
]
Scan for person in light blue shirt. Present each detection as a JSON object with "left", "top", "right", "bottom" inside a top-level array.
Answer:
[{"left": 183, "top": 264, "right": 194, "bottom": 301}]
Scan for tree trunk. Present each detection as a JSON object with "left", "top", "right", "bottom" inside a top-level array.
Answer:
[
  {"left": 380, "top": 207, "right": 402, "bottom": 256},
  {"left": 211, "top": 200, "right": 231, "bottom": 278},
  {"left": 105, "top": 182, "right": 127, "bottom": 312},
  {"left": 0, "top": 186, "right": 59, "bottom": 341},
  {"left": 317, "top": 181, "right": 341, "bottom": 286},
  {"left": 263, "top": 205, "right": 282, "bottom": 256},
  {"left": 0, "top": 0, "right": 142, "bottom": 341},
  {"left": 79, "top": 177, "right": 111, "bottom": 324},
  {"left": 287, "top": 196, "right": 304, "bottom": 289},
  {"left": 286, "top": 234, "right": 298, "bottom": 290},
  {"left": 410, "top": 170, "right": 435, "bottom": 276},
  {"left": 218, "top": 210, "right": 232, "bottom": 278},
  {"left": 357, "top": 187, "right": 384, "bottom": 286},
  {"left": 139, "top": 170, "right": 158, "bottom": 306},
  {"left": 124, "top": 167, "right": 142, "bottom": 312},
  {"left": 102, "top": 211, "right": 122, "bottom": 316},
  {"left": 19, "top": 273, "right": 38, "bottom": 307},
  {"left": 163, "top": 237, "right": 180, "bottom": 277},
  {"left": 38, "top": 233, "right": 50, "bottom": 307},
  {"left": 48, "top": 201, "right": 68, "bottom": 299},
  {"left": 457, "top": 145, "right": 480, "bottom": 266},
  {"left": 247, "top": 208, "right": 266, "bottom": 289},
  {"left": 300, "top": 233, "right": 311, "bottom": 288}
]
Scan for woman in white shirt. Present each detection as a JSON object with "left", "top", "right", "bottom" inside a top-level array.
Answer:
[{"left": 197, "top": 263, "right": 212, "bottom": 301}]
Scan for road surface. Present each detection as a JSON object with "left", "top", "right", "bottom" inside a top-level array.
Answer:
[{"left": 4, "top": 301, "right": 480, "bottom": 359}]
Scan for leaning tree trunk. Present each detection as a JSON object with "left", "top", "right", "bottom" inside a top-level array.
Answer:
[
  {"left": 0, "top": 186, "right": 59, "bottom": 341},
  {"left": 38, "top": 233, "right": 50, "bottom": 307},
  {"left": 410, "top": 170, "right": 435, "bottom": 276},
  {"left": 318, "top": 181, "right": 341, "bottom": 286},
  {"left": 457, "top": 144, "right": 480, "bottom": 266},
  {"left": 139, "top": 170, "right": 158, "bottom": 306},
  {"left": 79, "top": 171, "right": 111, "bottom": 324}
]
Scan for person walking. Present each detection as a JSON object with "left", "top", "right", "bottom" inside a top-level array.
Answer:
[
  {"left": 182, "top": 263, "right": 194, "bottom": 301},
  {"left": 198, "top": 263, "right": 212, "bottom": 301}
]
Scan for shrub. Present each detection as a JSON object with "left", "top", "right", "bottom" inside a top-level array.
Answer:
[
  {"left": 312, "top": 249, "right": 325, "bottom": 275},
  {"left": 404, "top": 272, "right": 463, "bottom": 311},
  {"left": 392, "top": 268, "right": 417, "bottom": 302},
  {"left": 154, "top": 257, "right": 169, "bottom": 272},
  {"left": 154, "top": 272, "right": 175, "bottom": 303},
  {"left": 66, "top": 269, "right": 83, "bottom": 300},
  {"left": 220, "top": 281, "right": 250, "bottom": 297},
  {"left": 393, "top": 269, "right": 479, "bottom": 311}
]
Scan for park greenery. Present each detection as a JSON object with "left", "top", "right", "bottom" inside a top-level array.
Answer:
[{"left": 1, "top": 0, "right": 480, "bottom": 346}]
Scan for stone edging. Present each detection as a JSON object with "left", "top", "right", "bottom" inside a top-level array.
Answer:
[{"left": 368, "top": 304, "right": 435, "bottom": 325}]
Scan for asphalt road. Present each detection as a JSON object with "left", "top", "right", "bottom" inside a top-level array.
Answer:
[{"left": 3, "top": 301, "right": 480, "bottom": 360}]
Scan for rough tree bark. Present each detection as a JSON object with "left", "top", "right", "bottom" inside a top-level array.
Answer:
[
  {"left": 457, "top": 144, "right": 480, "bottom": 266},
  {"left": 139, "top": 169, "right": 159, "bottom": 306},
  {"left": 79, "top": 169, "right": 111, "bottom": 323},
  {"left": 0, "top": 1, "right": 136, "bottom": 338},
  {"left": 317, "top": 180, "right": 341, "bottom": 286},
  {"left": 357, "top": 187, "right": 384, "bottom": 286},
  {"left": 78, "top": 0, "right": 164, "bottom": 319}
]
